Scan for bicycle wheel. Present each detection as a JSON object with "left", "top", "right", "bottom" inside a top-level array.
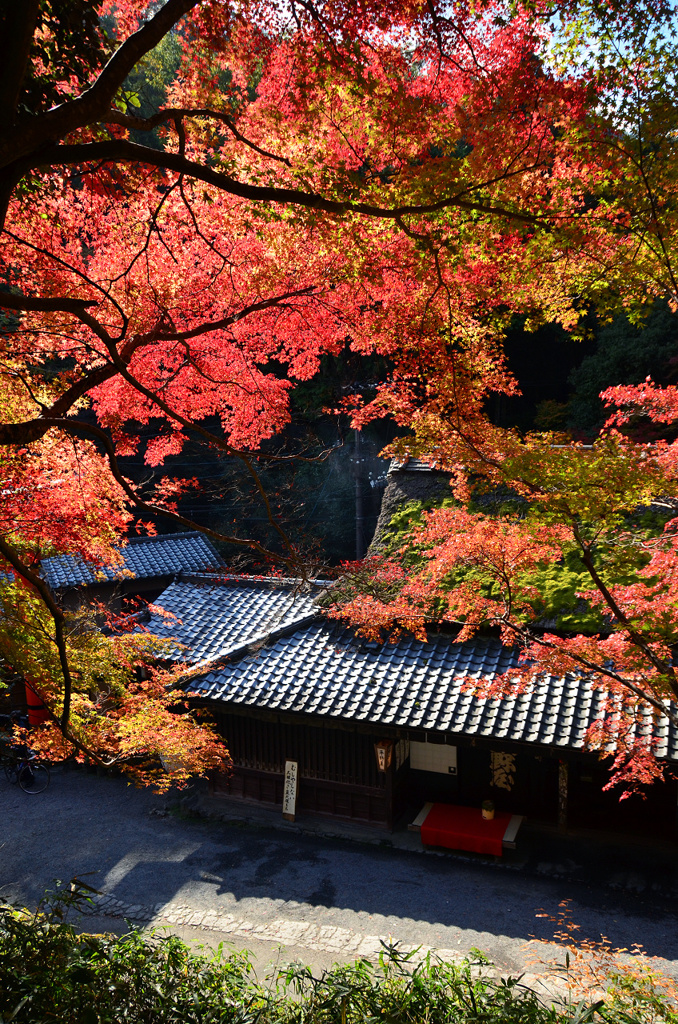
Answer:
[
  {"left": 3, "top": 761, "right": 19, "bottom": 784},
  {"left": 18, "top": 763, "right": 49, "bottom": 794}
]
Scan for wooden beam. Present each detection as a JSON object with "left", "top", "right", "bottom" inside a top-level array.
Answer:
[{"left": 558, "top": 760, "right": 569, "bottom": 832}]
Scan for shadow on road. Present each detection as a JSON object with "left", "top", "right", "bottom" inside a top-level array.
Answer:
[{"left": 2, "top": 771, "right": 677, "bottom": 964}]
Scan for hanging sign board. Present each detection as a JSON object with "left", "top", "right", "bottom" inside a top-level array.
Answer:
[
  {"left": 282, "top": 760, "right": 299, "bottom": 821},
  {"left": 410, "top": 740, "right": 457, "bottom": 775},
  {"left": 374, "top": 739, "right": 394, "bottom": 772}
]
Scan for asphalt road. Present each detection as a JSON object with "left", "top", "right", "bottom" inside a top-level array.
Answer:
[{"left": 2, "top": 768, "right": 678, "bottom": 982}]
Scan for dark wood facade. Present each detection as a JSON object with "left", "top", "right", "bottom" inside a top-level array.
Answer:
[
  {"left": 58, "top": 577, "right": 174, "bottom": 614},
  {"left": 206, "top": 703, "right": 678, "bottom": 839},
  {"left": 209, "top": 708, "right": 399, "bottom": 827}
]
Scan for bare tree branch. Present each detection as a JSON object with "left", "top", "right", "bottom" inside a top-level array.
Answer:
[
  {"left": 33, "top": 140, "right": 546, "bottom": 227},
  {"left": 0, "top": 0, "right": 197, "bottom": 171},
  {"left": 0, "top": 291, "right": 98, "bottom": 314}
]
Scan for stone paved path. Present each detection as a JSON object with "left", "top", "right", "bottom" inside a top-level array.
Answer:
[
  {"left": 81, "top": 889, "right": 466, "bottom": 962},
  {"left": 3, "top": 768, "right": 678, "bottom": 994},
  {"left": 79, "top": 889, "right": 574, "bottom": 1000}
]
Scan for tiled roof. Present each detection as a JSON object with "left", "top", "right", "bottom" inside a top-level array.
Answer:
[
  {"left": 189, "top": 621, "right": 678, "bottom": 761},
  {"left": 388, "top": 457, "right": 444, "bottom": 473},
  {"left": 144, "top": 577, "right": 319, "bottom": 666},
  {"left": 41, "top": 532, "right": 224, "bottom": 590}
]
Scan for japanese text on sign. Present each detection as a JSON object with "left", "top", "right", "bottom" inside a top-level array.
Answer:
[{"left": 282, "top": 760, "right": 298, "bottom": 820}]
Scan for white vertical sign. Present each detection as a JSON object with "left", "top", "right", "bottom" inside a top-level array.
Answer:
[{"left": 282, "top": 759, "right": 298, "bottom": 821}]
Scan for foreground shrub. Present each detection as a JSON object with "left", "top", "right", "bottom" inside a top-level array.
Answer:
[{"left": 0, "top": 886, "right": 675, "bottom": 1023}]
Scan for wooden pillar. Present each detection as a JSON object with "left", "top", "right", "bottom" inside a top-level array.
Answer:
[
  {"left": 354, "top": 428, "right": 366, "bottom": 559},
  {"left": 558, "top": 760, "right": 569, "bottom": 832},
  {"left": 385, "top": 761, "right": 394, "bottom": 832}
]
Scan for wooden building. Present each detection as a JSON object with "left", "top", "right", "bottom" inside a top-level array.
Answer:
[{"left": 142, "top": 574, "right": 678, "bottom": 840}]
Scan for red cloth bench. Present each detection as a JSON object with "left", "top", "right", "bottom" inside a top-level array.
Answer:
[{"left": 420, "top": 803, "right": 513, "bottom": 857}]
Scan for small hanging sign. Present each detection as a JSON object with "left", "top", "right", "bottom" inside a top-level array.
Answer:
[
  {"left": 374, "top": 739, "right": 394, "bottom": 772},
  {"left": 282, "top": 759, "right": 299, "bottom": 821}
]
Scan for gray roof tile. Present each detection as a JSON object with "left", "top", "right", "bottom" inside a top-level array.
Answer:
[
  {"left": 184, "top": 616, "right": 678, "bottom": 759},
  {"left": 136, "top": 580, "right": 678, "bottom": 762},
  {"left": 42, "top": 532, "right": 224, "bottom": 589},
  {"left": 142, "top": 578, "right": 319, "bottom": 666}
]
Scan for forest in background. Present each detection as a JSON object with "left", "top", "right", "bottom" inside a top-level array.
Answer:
[{"left": 120, "top": 303, "right": 678, "bottom": 566}]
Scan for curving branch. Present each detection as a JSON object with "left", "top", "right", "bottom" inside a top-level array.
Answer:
[
  {"left": 86, "top": 340, "right": 304, "bottom": 566},
  {"left": 501, "top": 617, "right": 678, "bottom": 728},
  {"left": 0, "top": 291, "right": 98, "bottom": 314},
  {"left": 45, "top": 417, "right": 305, "bottom": 579},
  {"left": 34, "top": 140, "right": 546, "bottom": 227},
  {"left": 0, "top": 285, "right": 319, "bottom": 445},
  {"left": 0, "top": 535, "right": 76, "bottom": 734},
  {"left": 0, "top": 0, "right": 198, "bottom": 172},
  {"left": 104, "top": 107, "right": 293, "bottom": 167},
  {"left": 572, "top": 521, "right": 678, "bottom": 698},
  {"left": 0, "top": 0, "right": 40, "bottom": 129},
  {"left": 0, "top": 535, "right": 149, "bottom": 766},
  {"left": 155, "top": 286, "right": 318, "bottom": 340}
]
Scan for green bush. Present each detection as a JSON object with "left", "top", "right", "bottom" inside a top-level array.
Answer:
[
  {"left": 0, "top": 910, "right": 265, "bottom": 1023},
  {"left": 1, "top": 886, "right": 675, "bottom": 1023}
]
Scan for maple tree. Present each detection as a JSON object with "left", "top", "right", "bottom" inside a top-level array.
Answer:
[{"left": 0, "top": 0, "right": 677, "bottom": 788}]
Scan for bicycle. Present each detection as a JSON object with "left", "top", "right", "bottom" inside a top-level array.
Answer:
[{"left": 2, "top": 751, "right": 50, "bottom": 794}]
